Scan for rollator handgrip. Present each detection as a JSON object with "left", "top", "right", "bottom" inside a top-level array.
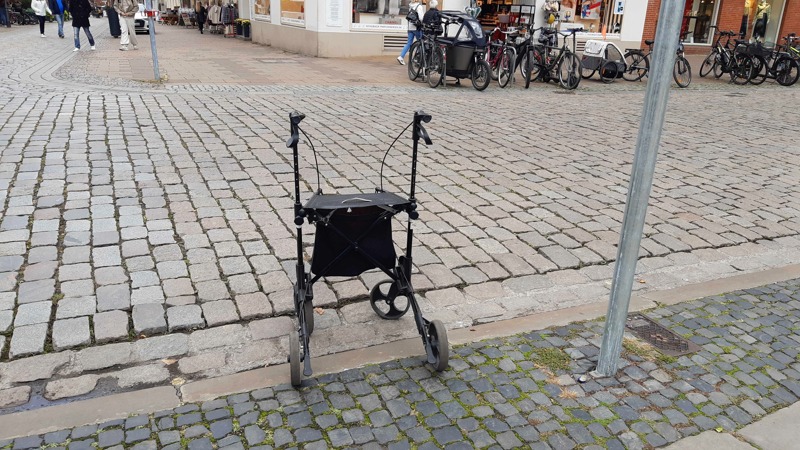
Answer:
[
  {"left": 286, "top": 111, "right": 306, "bottom": 148},
  {"left": 414, "top": 110, "right": 432, "bottom": 123},
  {"left": 290, "top": 111, "right": 306, "bottom": 125}
]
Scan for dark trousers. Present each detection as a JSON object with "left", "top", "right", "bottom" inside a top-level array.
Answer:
[
  {"left": 38, "top": 15, "right": 45, "bottom": 34},
  {"left": 198, "top": 22, "right": 203, "bottom": 33}
]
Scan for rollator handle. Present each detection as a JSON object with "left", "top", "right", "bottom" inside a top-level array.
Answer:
[
  {"left": 290, "top": 111, "right": 306, "bottom": 125},
  {"left": 415, "top": 110, "right": 432, "bottom": 123},
  {"left": 286, "top": 111, "right": 306, "bottom": 148},
  {"left": 413, "top": 110, "right": 433, "bottom": 146}
]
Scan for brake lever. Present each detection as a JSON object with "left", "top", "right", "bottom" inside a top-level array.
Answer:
[{"left": 417, "top": 123, "right": 433, "bottom": 145}]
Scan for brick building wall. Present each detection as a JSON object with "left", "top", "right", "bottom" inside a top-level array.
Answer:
[
  {"left": 780, "top": 0, "right": 800, "bottom": 40},
  {"left": 641, "top": 0, "right": 798, "bottom": 54}
]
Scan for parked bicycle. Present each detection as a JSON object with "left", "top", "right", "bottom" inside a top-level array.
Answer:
[
  {"left": 620, "top": 34, "right": 692, "bottom": 88},
  {"left": 745, "top": 40, "right": 800, "bottom": 86},
  {"left": 698, "top": 27, "right": 755, "bottom": 85},
  {"left": 486, "top": 24, "right": 535, "bottom": 88},
  {"left": 783, "top": 33, "right": 800, "bottom": 60},
  {"left": 408, "top": 24, "right": 446, "bottom": 88},
  {"left": 490, "top": 27, "right": 519, "bottom": 88},
  {"left": 524, "top": 27, "right": 583, "bottom": 90}
]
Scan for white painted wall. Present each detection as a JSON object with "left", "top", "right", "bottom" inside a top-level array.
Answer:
[{"left": 619, "top": 0, "right": 648, "bottom": 44}]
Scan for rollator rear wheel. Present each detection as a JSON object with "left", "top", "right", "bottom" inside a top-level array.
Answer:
[
  {"left": 370, "top": 280, "right": 410, "bottom": 319},
  {"left": 288, "top": 329, "right": 302, "bottom": 387},
  {"left": 429, "top": 319, "right": 449, "bottom": 372}
]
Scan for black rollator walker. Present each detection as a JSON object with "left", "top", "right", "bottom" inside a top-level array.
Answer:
[{"left": 285, "top": 110, "right": 449, "bottom": 387}]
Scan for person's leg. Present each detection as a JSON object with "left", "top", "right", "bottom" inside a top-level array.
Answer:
[
  {"left": 119, "top": 15, "right": 130, "bottom": 47},
  {"left": 84, "top": 27, "right": 94, "bottom": 46},
  {"left": 73, "top": 26, "right": 80, "bottom": 48},
  {"left": 56, "top": 13, "right": 63, "bottom": 37},
  {"left": 399, "top": 30, "right": 414, "bottom": 59},
  {"left": 127, "top": 18, "right": 138, "bottom": 47},
  {"left": 39, "top": 15, "right": 45, "bottom": 34}
]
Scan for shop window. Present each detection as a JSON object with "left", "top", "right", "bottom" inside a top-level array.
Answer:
[
  {"left": 254, "top": 0, "right": 270, "bottom": 19},
  {"left": 681, "top": 0, "right": 719, "bottom": 44},
  {"left": 352, "top": 0, "right": 443, "bottom": 30},
  {"left": 562, "top": 0, "right": 624, "bottom": 34},
  {"left": 746, "top": 0, "right": 786, "bottom": 45},
  {"left": 281, "top": 0, "right": 304, "bottom": 25}
]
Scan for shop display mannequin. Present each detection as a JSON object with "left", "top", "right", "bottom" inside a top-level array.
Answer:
[{"left": 753, "top": 0, "right": 770, "bottom": 42}]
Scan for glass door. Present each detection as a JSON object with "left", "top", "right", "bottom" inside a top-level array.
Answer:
[{"left": 682, "top": 0, "right": 720, "bottom": 44}]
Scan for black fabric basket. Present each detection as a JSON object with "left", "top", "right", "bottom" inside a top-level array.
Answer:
[{"left": 310, "top": 206, "right": 397, "bottom": 277}]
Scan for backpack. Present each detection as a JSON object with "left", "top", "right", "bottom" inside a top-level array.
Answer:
[{"left": 406, "top": 5, "right": 421, "bottom": 27}]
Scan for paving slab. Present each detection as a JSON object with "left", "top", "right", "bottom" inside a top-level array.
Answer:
[{"left": 738, "top": 403, "right": 800, "bottom": 450}]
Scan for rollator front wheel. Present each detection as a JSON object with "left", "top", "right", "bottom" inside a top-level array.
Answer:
[
  {"left": 288, "top": 329, "right": 302, "bottom": 387},
  {"left": 304, "top": 299, "right": 315, "bottom": 335},
  {"left": 429, "top": 319, "right": 449, "bottom": 372},
  {"left": 370, "top": 280, "right": 410, "bottom": 320}
]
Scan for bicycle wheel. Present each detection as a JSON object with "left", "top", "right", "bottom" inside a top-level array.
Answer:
[
  {"left": 489, "top": 46, "right": 500, "bottom": 80},
  {"left": 730, "top": 54, "right": 754, "bottom": 85},
  {"left": 580, "top": 56, "right": 596, "bottom": 79},
  {"left": 775, "top": 56, "right": 800, "bottom": 86},
  {"left": 599, "top": 60, "right": 618, "bottom": 83},
  {"left": 749, "top": 55, "right": 767, "bottom": 85},
  {"left": 428, "top": 45, "right": 445, "bottom": 88},
  {"left": 498, "top": 48, "right": 515, "bottom": 88},
  {"left": 518, "top": 51, "right": 529, "bottom": 81},
  {"left": 558, "top": 51, "right": 581, "bottom": 90},
  {"left": 524, "top": 47, "right": 543, "bottom": 89},
  {"left": 699, "top": 52, "right": 717, "bottom": 77},
  {"left": 714, "top": 53, "right": 725, "bottom": 78},
  {"left": 622, "top": 51, "right": 648, "bottom": 81},
  {"left": 471, "top": 59, "right": 491, "bottom": 91},
  {"left": 673, "top": 56, "right": 692, "bottom": 88},
  {"left": 408, "top": 41, "right": 422, "bottom": 81}
]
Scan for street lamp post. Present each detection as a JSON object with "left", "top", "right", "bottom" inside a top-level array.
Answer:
[
  {"left": 595, "top": 0, "right": 687, "bottom": 377},
  {"left": 145, "top": 0, "right": 160, "bottom": 81}
]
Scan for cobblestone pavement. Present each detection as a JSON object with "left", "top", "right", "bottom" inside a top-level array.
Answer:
[
  {"left": 2, "top": 19, "right": 800, "bottom": 411},
  {"left": 4, "top": 279, "right": 800, "bottom": 449}
]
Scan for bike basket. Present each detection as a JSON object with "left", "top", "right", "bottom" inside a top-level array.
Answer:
[{"left": 743, "top": 42, "right": 774, "bottom": 57}]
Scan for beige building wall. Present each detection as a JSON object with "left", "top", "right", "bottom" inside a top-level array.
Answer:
[{"left": 252, "top": 21, "right": 399, "bottom": 57}]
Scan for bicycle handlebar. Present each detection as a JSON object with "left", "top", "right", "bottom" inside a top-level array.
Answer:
[{"left": 559, "top": 28, "right": 584, "bottom": 36}]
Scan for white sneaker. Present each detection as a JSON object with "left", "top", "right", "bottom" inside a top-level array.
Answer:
[
  {"left": 133, "top": 45, "right": 138, "bottom": 50},
  {"left": 41, "top": 34, "right": 46, "bottom": 38},
  {"left": 119, "top": 46, "right": 128, "bottom": 51},
  {"left": 91, "top": 46, "right": 96, "bottom": 50},
  {"left": 73, "top": 47, "right": 79, "bottom": 52},
  {"left": 397, "top": 56, "right": 405, "bottom": 66}
]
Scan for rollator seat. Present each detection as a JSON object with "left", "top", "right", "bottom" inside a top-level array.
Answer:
[
  {"left": 303, "top": 192, "right": 410, "bottom": 212},
  {"left": 306, "top": 192, "right": 409, "bottom": 278}
]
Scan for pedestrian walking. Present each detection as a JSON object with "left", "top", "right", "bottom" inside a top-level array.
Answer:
[
  {"left": 48, "top": 0, "right": 67, "bottom": 38},
  {"left": 397, "top": 0, "right": 424, "bottom": 65},
  {"left": 422, "top": 0, "right": 440, "bottom": 29},
  {"left": 114, "top": 0, "right": 138, "bottom": 51},
  {"left": 195, "top": 1, "right": 206, "bottom": 34},
  {"left": 69, "top": 0, "right": 95, "bottom": 51},
  {"left": 31, "top": 0, "right": 52, "bottom": 37},
  {"left": 0, "top": 1, "right": 9, "bottom": 27}
]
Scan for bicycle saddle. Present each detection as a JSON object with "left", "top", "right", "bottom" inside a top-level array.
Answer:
[{"left": 644, "top": 39, "right": 654, "bottom": 45}]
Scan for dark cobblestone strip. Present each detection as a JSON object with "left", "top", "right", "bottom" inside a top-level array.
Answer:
[{"left": 3, "top": 279, "right": 800, "bottom": 449}]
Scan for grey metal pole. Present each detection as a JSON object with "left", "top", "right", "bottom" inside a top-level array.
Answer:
[
  {"left": 595, "top": 0, "right": 686, "bottom": 377},
  {"left": 145, "top": 0, "right": 160, "bottom": 81},
  {"left": 5, "top": 0, "right": 10, "bottom": 27}
]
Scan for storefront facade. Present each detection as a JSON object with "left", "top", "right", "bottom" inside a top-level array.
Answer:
[
  {"left": 641, "top": 0, "right": 800, "bottom": 53},
  {"left": 237, "top": 0, "right": 650, "bottom": 57}
]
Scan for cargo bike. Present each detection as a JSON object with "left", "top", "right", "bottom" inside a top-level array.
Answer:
[
  {"left": 416, "top": 11, "right": 491, "bottom": 90},
  {"left": 285, "top": 110, "right": 449, "bottom": 387}
]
